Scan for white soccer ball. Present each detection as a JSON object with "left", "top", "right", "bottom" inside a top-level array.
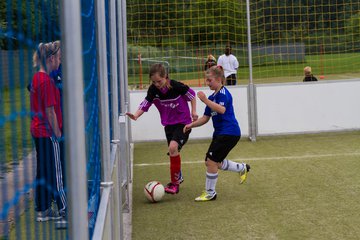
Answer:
[{"left": 144, "top": 181, "right": 165, "bottom": 203}]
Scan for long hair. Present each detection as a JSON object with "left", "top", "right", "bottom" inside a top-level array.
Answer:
[
  {"left": 206, "top": 65, "right": 225, "bottom": 84},
  {"left": 149, "top": 63, "right": 171, "bottom": 88},
  {"left": 149, "top": 63, "right": 167, "bottom": 79},
  {"left": 32, "top": 42, "right": 60, "bottom": 72}
]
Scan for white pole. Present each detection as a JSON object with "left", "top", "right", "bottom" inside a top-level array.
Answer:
[
  {"left": 109, "top": 0, "right": 122, "bottom": 238},
  {"left": 93, "top": 0, "right": 112, "bottom": 238},
  {"left": 59, "top": 0, "right": 89, "bottom": 239},
  {"left": 246, "top": 0, "right": 257, "bottom": 141}
]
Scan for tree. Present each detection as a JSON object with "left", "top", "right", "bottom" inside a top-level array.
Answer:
[{"left": 0, "top": 0, "right": 60, "bottom": 50}]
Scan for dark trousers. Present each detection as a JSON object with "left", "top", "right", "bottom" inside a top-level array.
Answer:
[
  {"left": 226, "top": 74, "right": 237, "bottom": 85},
  {"left": 34, "top": 137, "right": 67, "bottom": 215}
]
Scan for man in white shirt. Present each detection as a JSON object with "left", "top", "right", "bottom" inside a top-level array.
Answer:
[{"left": 217, "top": 45, "right": 239, "bottom": 85}]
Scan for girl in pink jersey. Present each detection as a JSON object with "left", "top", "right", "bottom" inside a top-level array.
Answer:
[{"left": 127, "top": 63, "right": 198, "bottom": 194}]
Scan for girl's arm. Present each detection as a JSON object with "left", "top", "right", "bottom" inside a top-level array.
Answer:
[
  {"left": 126, "top": 109, "right": 145, "bottom": 121},
  {"left": 183, "top": 115, "right": 210, "bottom": 133},
  {"left": 197, "top": 91, "right": 226, "bottom": 114},
  {"left": 46, "top": 106, "right": 61, "bottom": 138},
  {"left": 190, "top": 97, "right": 198, "bottom": 121}
]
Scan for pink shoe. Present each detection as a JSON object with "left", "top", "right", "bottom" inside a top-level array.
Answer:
[{"left": 164, "top": 183, "right": 179, "bottom": 194}]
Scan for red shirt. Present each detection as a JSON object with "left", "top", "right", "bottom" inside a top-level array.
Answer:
[{"left": 30, "top": 72, "right": 62, "bottom": 137}]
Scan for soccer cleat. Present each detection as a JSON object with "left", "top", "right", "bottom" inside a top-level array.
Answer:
[
  {"left": 239, "top": 163, "right": 250, "bottom": 184},
  {"left": 164, "top": 182, "right": 179, "bottom": 194},
  {"left": 195, "top": 191, "right": 217, "bottom": 202},
  {"left": 36, "top": 208, "right": 61, "bottom": 222},
  {"left": 55, "top": 216, "right": 68, "bottom": 229}
]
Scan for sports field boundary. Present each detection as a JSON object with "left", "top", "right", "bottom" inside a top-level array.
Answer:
[
  {"left": 123, "top": 143, "right": 134, "bottom": 240},
  {"left": 134, "top": 151, "right": 360, "bottom": 167}
]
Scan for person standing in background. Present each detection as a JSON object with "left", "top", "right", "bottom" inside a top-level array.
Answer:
[
  {"left": 303, "top": 66, "right": 318, "bottom": 82},
  {"left": 204, "top": 54, "right": 217, "bottom": 71},
  {"left": 30, "top": 42, "right": 67, "bottom": 223},
  {"left": 217, "top": 45, "right": 239, "bottom": 85}
]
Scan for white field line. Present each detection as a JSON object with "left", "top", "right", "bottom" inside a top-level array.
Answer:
[{"left": 134, "top": 152, "right": 360, "bottom": 167}]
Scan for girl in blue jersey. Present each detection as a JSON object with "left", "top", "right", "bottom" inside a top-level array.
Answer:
[
  {"left": 127, "top": 63, "right": 198, "bottom": 194},
  {"left": 184, "top": 65, "right": 250, "bottom": 201}
]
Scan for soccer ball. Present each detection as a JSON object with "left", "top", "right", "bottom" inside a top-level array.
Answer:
[{"left": 144, "top": 181, "right": 165, "bottom": 203}]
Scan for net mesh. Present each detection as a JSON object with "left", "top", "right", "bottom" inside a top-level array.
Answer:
[
  {"left": 0, "top": 0, "right": 102, "bottom": 238},
  {"left": 127, "top": 0, "right": 360, "bottom": 86},
  {"left": 1, "top": 0, "right": 360, "bottom": 239}
]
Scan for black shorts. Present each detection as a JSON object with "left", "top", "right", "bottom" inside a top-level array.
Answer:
[
  {"left": 206, "top": 135, "right": 240, "bottom": 163},
  {"left": 164, "top": 124, "right": 191, "bottom": 152},
  {"left": 226, "top": 74, "right": 237, "bottom": 85}
]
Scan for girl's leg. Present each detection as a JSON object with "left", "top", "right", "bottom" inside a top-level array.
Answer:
[
  {"left": 164, "top": 124, "right": 189, "bottom": 194},
  {"left": 221, "top": 159, "right": 250, "bottom": 184},
  {"left": 205, "top": 159, "right": 219, "bottom": 194},
  {"left": 49, "top": 137, "right": 67, "bottom": 217},
  {"left": 165, "top": 140, "right": 182, "bottom": 194},
  {"left": 195, "top": 159, "right": 219, "bottom": 202},
  {"left": 34, "top": 137, "right": 52, "bottom": 212}
]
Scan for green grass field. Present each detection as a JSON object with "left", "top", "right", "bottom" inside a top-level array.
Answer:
[
  {"left": 128, "top": 53, "right": 360, "bottom": 86},
  {"left": 132, "top": 131, "right": 360, "bottom": 240},
  {"left": 0, "top": 88, "right": 32, "bottom": 170},
  {"left": 4, "top": 131, "right": 360, "bottom": 239}
]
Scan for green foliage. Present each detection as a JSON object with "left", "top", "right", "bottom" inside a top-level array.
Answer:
[
  {"left": 127, "top": 0, "right": 247, "bottom": 47},
  {"left": 128, "top": 45, "right": 163, "bottom": 59},
  {"left": 127, "top": 0, "right": 360, "bottom": 54},
  {"left": 346, "top": 12, "right": 360, "bottom": 47},
  {"left": 186, "top": 0, "right": 247, "bottom": 46},
  {"left": 0, "top": 0, "right": 60, "bottom": 50}
]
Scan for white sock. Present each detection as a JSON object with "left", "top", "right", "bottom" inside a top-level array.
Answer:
[
  {"left": 206, "top": 172, "right": 218, "bottom": 194},
  {"left": 221, "top": 159, "right": 245, "bottom": 173}
]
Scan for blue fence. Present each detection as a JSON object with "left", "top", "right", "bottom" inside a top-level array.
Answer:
[{"left": 0, "top": 0, "right": 130, "bottom": 239}]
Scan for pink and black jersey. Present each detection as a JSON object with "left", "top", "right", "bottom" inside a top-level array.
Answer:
[
  {"left": 139, "top": 79, "right": 195, "bottom": 126},
  {"left": 30, "top": 72, "right": 62, "bottom": 137}
]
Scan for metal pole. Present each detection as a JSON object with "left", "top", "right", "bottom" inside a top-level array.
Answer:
[
  {"left": 93, "top": 0, "right": 112, "bottom": 238},
  {"left": 119, "top": 0, "right": 129, "bottom": 114},
  {"left": 121, "top": 0, "right": 132, "bottom": 211},
  {"left": 95, "top": 0, "right": 111, "bottom": 186},
  {"left": 117, "top": 0, "right": 131, "bottom": 215},
  {"left": 116, "top": 0, "right": 126, "bottom": 220},
  {"left": 109, "top": 0, "right": 122, "bottom": 238},
  {"left": 59, "top": 0, "right": 89, "bottom": 239},
  {"left": 117, "top": 0, "right": 125, "bottom": 113},
  {"left": 246, "top": 0, "right": 257, "bottom": 141}
]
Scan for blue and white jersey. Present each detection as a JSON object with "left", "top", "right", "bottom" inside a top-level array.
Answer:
[{"left": 204, "top": 86, "right": 241, "bottom": 137}]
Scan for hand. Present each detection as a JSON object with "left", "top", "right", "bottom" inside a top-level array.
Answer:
[
  {"left": 192, "top": 112, "right": 198, "bottom": 122},
  {"left": 183, "top": 124, "right": 192, "bottom": 133},
  {"left": 126, "top": 112, "right": 137, "bottom": 121},
  {"left": 55, "top": 131, "right": 62, "bottom": 139},
  {"left": 197, "top": 91, "right": 207, "bottom": 102}
]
